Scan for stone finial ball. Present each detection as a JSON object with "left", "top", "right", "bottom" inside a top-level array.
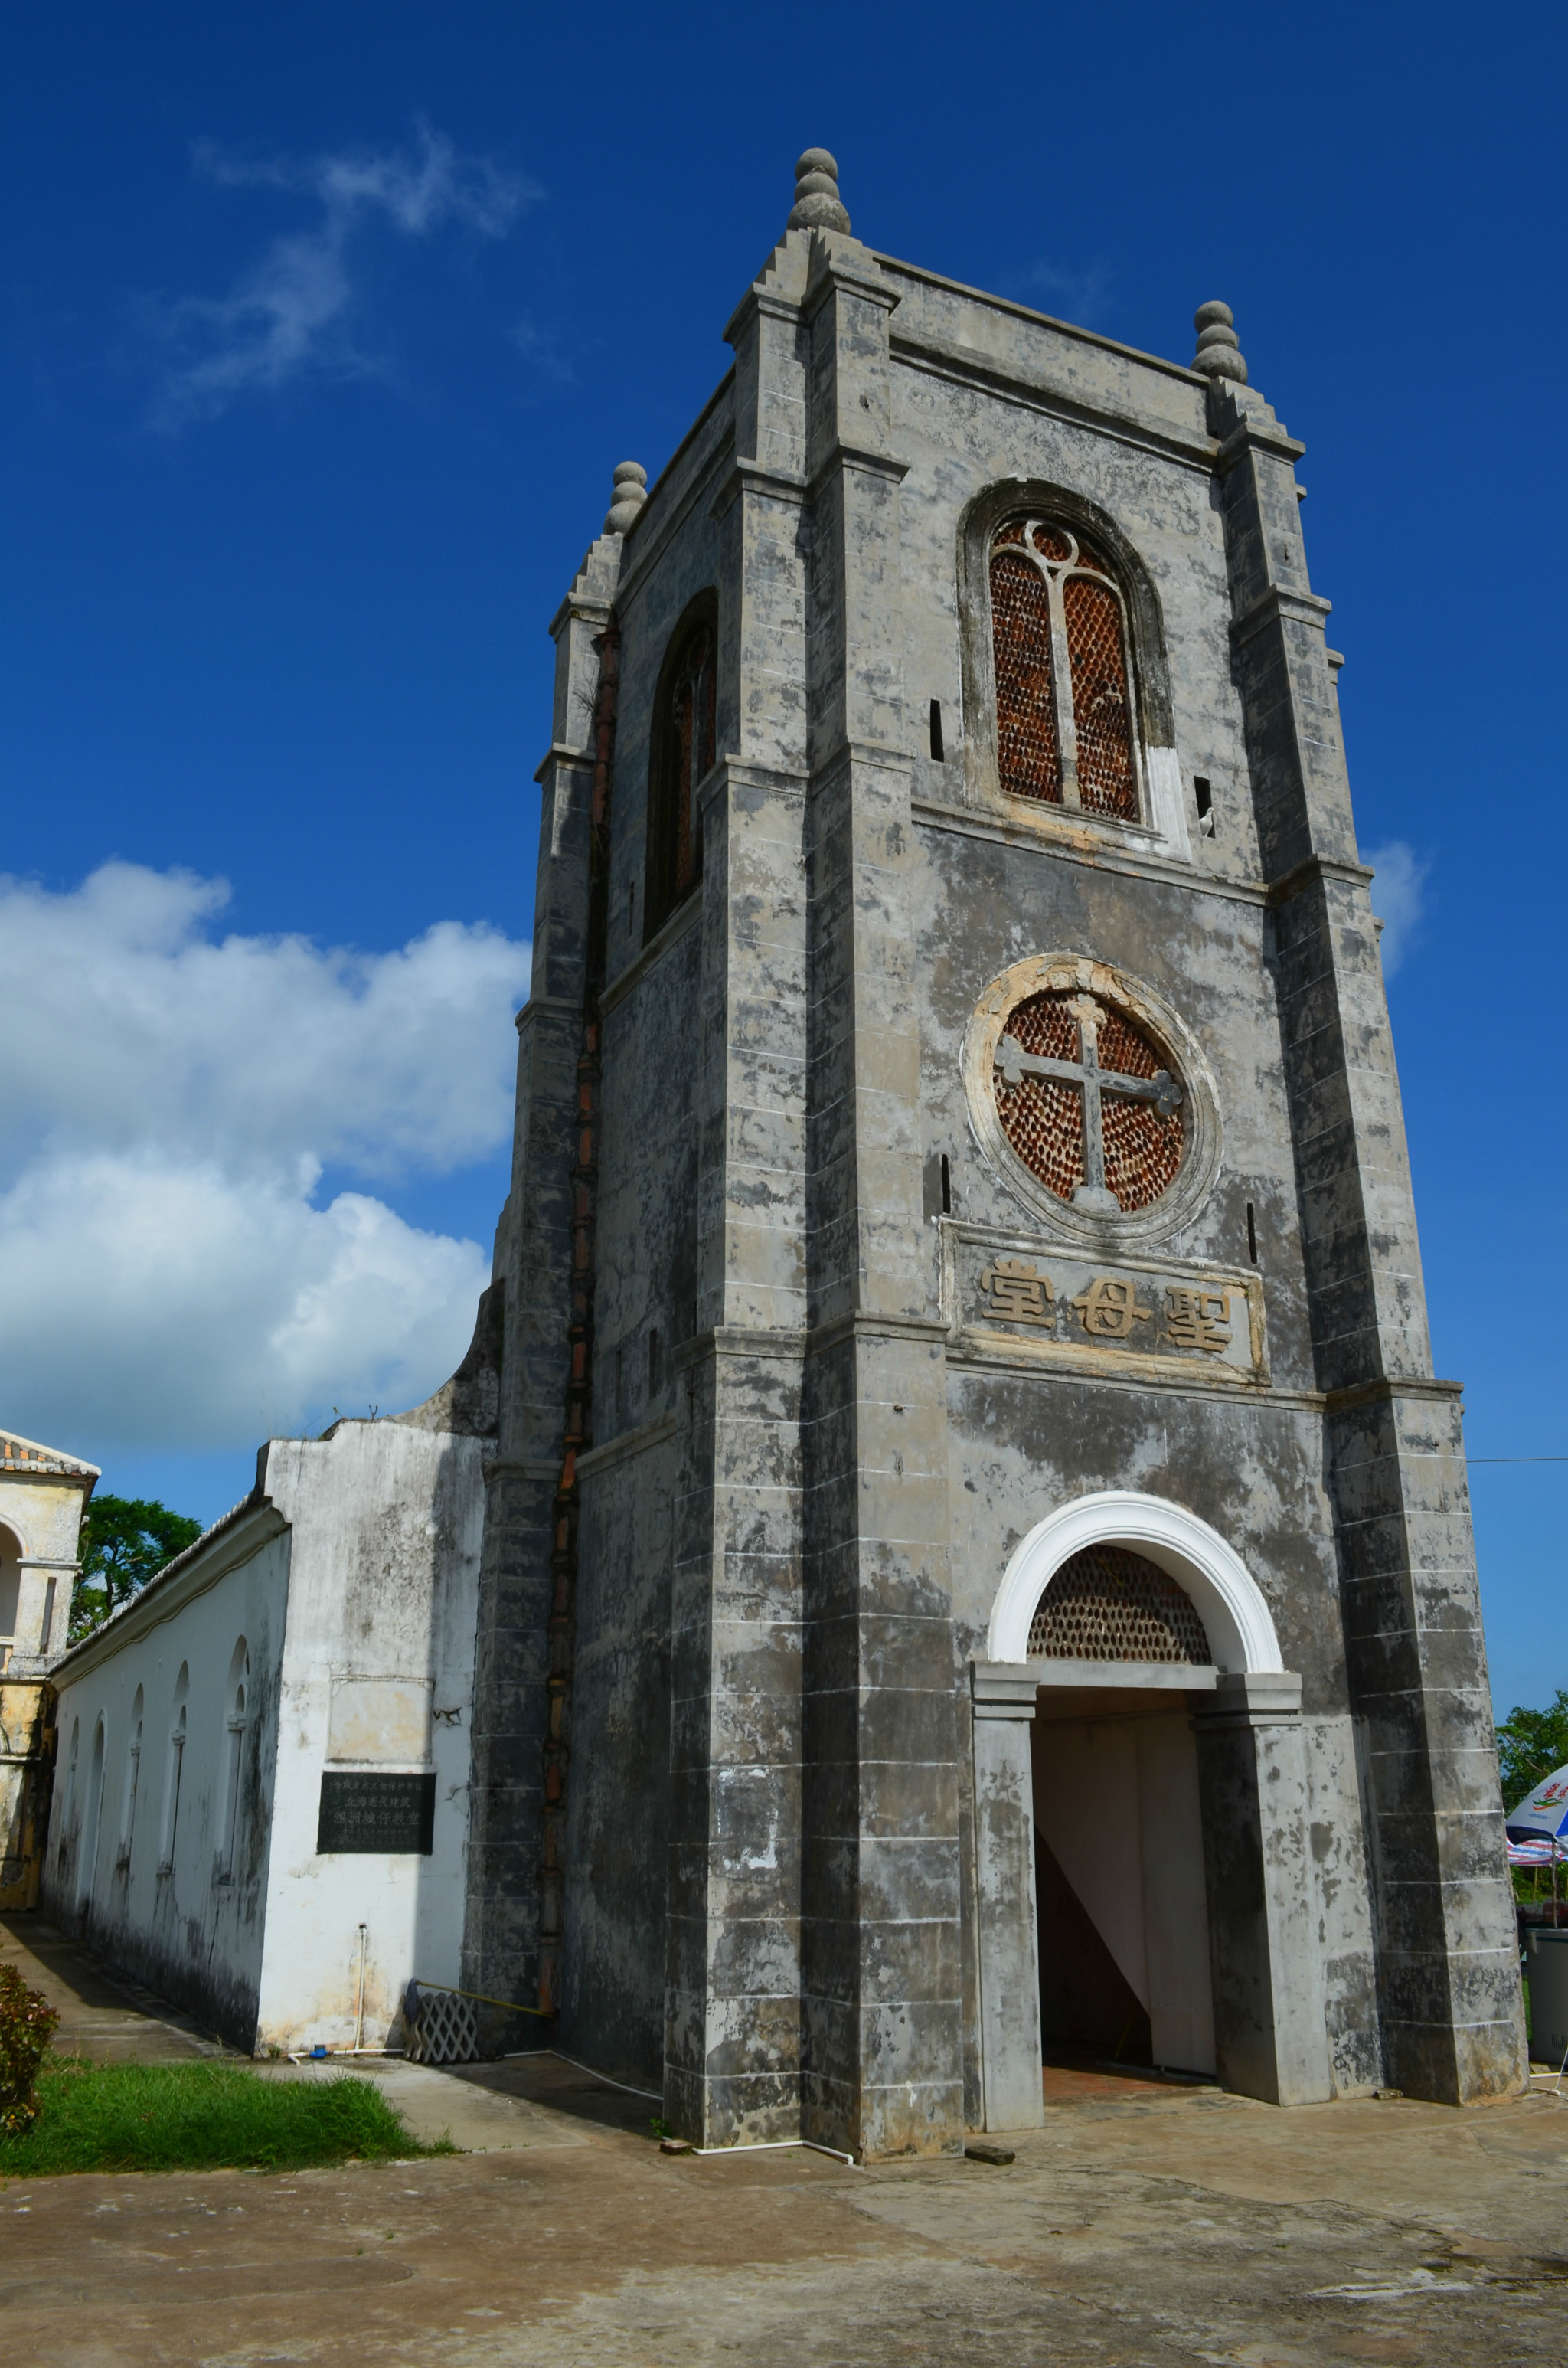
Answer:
[
  {"left": 1192, "top": 301, "right": 1248, "bottom": 385},
  {"left": 795, "top": 147, "right": 840, "bottom": 190},
  {"left": 788, "top": 146, "right": 851, "bottom": 235},
  {"left": 604, "top": 461, "right": 648, "bottom": 537}
]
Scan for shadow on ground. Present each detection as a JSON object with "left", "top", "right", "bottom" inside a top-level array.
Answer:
[{"left": 3, "top": 1912, "right": 1567, "bottom": 2365}]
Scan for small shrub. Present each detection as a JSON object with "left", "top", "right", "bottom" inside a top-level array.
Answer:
[{"left": 0, "top": 1967, "right": 60, "bottom": 2136}]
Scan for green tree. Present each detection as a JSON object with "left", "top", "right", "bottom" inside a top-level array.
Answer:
[
  {"left": 69, "top": 1496, "right": 204, "bottom": 1644},
  {"left": 1495, "top": 1689, "right": 1568, "bottom": 1814}
]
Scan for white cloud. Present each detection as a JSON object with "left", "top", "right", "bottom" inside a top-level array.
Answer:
[
  {"left": 1365, "top": 840, "right": 1429, "bottom": 976},
  {"left": 0, "top": 864, "right": 530, "bottom": 1453},
  {"left": 149, "top": 126, "right": 537, "bottom": 427}
]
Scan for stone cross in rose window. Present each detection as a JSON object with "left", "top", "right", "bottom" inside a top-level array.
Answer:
[{"left": 995, "top": 993, "right": 1183, "bottom": 1215}]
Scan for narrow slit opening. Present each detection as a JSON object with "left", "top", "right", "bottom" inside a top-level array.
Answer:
[
  {"left": 1194, "top": 775, "right": 1214, "bottom": 837},
  {"left": 940, "top": 1153, "right": 951, "bottom": 1215},
  {"left": 929, "top": 699, "right": 945, "bottom": 763},
  {"left": 1246, "top": 1202, "right": 1257, "bottom": 1266}
]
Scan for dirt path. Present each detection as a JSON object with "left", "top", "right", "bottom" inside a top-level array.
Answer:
[{"left": 5, "top": 1914, "right": 1566, "bottom": 2363}]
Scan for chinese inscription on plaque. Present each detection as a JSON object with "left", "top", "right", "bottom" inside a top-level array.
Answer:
[
  {"left": 1070, "top": 1276, "right": 1153, "bottom": 1339},
  {"left": 316, "top": 1770, "right": 436, "bottom": 1855},
  {"left": 978, "top": 1257, "right": 1054, "bottom": 1326},
  {"left": 969, "top": 1256, "right": 1240, "bottom": 1363},
  {"left": 1163, "top": 1288, "right": 1232, "bottom": 1352}
]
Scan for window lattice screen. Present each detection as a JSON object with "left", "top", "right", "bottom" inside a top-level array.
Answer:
[
  {"left": 990, "top": 550, "right": 1061, "bottom": 801},
  {"left": 1063, "top": 574, "right": 1136, "bottom": 818},
  {"left": 1027, "top": 1544, "right": 1212, "bottom": 1663}
]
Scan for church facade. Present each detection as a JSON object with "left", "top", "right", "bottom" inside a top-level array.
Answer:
[{"left": 461, "top": 149, "right": 1527, "bottom": 2156}]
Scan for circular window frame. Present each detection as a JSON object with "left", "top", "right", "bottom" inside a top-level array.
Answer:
[{"left": 961, "top": 953, "right": 1222, "bottom": 1248}]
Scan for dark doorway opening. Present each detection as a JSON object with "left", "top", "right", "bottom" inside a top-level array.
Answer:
[{"left": 1031, "top": 1684, "right": 1216, "bottom": 2078}]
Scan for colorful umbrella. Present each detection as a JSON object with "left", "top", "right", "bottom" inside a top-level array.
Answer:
[{"left": 1506, "top": 1762, "right": 1568, "bottom": 1845}]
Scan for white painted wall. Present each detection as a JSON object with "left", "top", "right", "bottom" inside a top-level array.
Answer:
[
  {"left": 0, "top": 1439, "right": 96, "bottom": 1668},
  {"left": 254, "top": 1422, "right": 485, "bottom": 2051},
  {"left": 44, "top": 1508, "right": 291, "bottom": 2036},
  {"left": 44, "top": 1418, "right": 485, "bottom": 2052}
]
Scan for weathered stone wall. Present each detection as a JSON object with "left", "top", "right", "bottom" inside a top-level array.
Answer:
[{"left": 484, "top": 156, "right": 1524, "bottom": 2147}]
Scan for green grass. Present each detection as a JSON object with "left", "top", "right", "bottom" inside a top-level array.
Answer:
[{"left": 0, "top": 2058, "right": 453, "bottom": 2177}]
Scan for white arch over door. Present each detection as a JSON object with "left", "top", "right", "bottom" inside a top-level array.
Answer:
[{"left": 987, "top": 1490, "right": 1284, "bottom": 1674}]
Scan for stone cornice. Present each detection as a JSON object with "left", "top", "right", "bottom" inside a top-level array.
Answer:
[
  {"left": 874, "top": 253, "right": 1206, "bottom": 389},
  {"left": 802, "top": 244, "right": 901, "bottom": 321},
  {"left": 514, "top": 993, "right": 583, "bottom": 1035},
  {"left": 807, "top": 1310, "right": 951, "bottom": 1356},
  {"left": 1229, "top": 583, "right": 1333, "bottom": 651},
  {"left": 599, "top": 891, "right": 703, "bottom": 1020},
  {"left": 944, "top": 1336, "right": 1326, "bottom": 1413},
  {"left": 672, "top": 1312, "right": 952, "bottom": 1372},
  {"left": 575, "top": 1409, "right": 679, "bottom": 1483},
  {"left": 721, "top": 283, "right": 805, "bottom": 345},
  {"left": 805, "top": 442, "right": 910, "bottom": 498},
  {"left": 709, "top": 459, "right": 808, "bottom": 520},
  {"left": 545, "top": 594, "right": 612, "bottom": 642},
  {"left": 808, "top": 738, "right": 914, "bottom": 797},
  {"left": 1324, "top": 1375, "right": 1465, "bottom": 1415},
  {"left": 480, "top": 1456, "right": 560, "bottom": 1486},
  {"left": 887, "top": 336, "right": 1220, "bottom": 477},
  {"left": 1265, "top": 852, "right": 1376, "bottom": 907},
  {"left": 911, "top": 796, "right": 1272, "bottom": 910},
  {"left": 532, "top": 739, "right": 594, "bottom": 786},
  {"left": 1215, "top": 414, "right": 1308, "bottom": 473}
]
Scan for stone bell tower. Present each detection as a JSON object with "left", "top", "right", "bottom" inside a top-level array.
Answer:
[{"left": 462, "top": 149, "right": 1525, "bottom": 2157}]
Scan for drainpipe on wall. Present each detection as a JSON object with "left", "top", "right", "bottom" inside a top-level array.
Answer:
[{"left": 537, "top": 617, "right": 620, "bottom": 2020}]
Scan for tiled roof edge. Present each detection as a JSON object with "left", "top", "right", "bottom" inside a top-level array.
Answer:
[
  {"left": 0, "top": 1429, "right": 101, "bottom": 1480},
  {"left": 47, "top": 1483, "right": 273, "bottom": 1676}
]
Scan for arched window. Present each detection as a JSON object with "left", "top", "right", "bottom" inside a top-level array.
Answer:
[
  {"left": 119, "top": 1686, "right": 145, "bottom": 1868},
  {"left": 644, "top": 598, "right": 717, "bottom": 941},
  {"left": 58, "top": 1716, "right": 80, "bottom": 1876},
  {"left": 0, "top": 1525, "right": 21, "bottom": 1664},
  {"left": 79, "top": 1715, "right": 107, "bottom": 1909},
  {"left": 217, "top": 1640, "right": 249, "bottom": 1882},
  {"left": 989, "top": 521, "right": 1139, "bottom": 821},
  {"left": 158, "top": 1666, "right": 189, "bottom": 1874}
]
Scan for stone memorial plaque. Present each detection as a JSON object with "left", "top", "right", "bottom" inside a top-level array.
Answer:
[
  {"left": 316, "top": 1769, "right": 436, "bottom": 1856},
  {"left": 941, "top": 1222, "right": 1266, "bottom": 1385}
]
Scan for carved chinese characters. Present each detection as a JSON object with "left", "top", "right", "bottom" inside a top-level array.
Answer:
[
  {"left": 1070, "top": 1276, "right": 1155, "bottom": 1339},
  {"left": 1163, "top": 1288, "right": 1233, "bottom": 1352},
  {"left": 956, "top": 1231, "right": 1263, "bottom": 1383},
  {"left": 977, "top": 1256, "right": 1054, "bottom": 1326}
]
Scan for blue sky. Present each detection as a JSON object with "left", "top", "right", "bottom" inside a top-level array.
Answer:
[{"left": 2, "top": 1, "right": 1563, "bottom": 1716}]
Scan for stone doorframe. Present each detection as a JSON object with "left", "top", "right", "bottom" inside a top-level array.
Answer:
[{"left": 971, "top": 1491, "right": 1332, "bottom": 2131}]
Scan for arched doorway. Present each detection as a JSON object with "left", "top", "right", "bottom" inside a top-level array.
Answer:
[
  {"left": 1026, "top": 1542, "right": 1217, "bottom": 2075},
  {"left": 0, "top": 1525, "right": 23, "bottom": 1670},
  {"left": 971, "top": 1492, "right": 1329, "bottom": 2128}
]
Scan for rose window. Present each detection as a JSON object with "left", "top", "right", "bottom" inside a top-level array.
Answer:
[{"left": 993, "top": 987, "right": 1184, "bottom": 1215}]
